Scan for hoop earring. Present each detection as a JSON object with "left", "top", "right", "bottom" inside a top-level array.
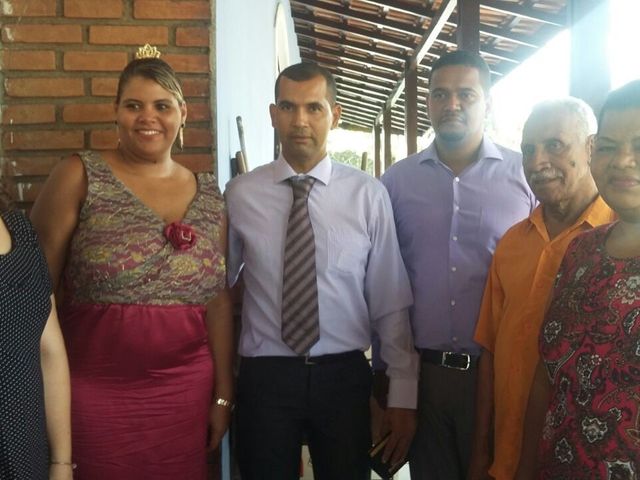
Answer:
[{"left": 178, "top": 124, "right": 184, "bottom": 150}]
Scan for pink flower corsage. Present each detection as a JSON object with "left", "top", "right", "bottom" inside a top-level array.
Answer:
[{"left": 163, "top": 222, "right": 197, "bottom": 251}]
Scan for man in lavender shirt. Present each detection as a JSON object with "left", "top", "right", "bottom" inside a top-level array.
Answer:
[{"left": 380, "top": 50, "right": 536, "bottom": 479}]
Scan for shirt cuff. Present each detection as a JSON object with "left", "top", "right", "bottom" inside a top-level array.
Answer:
[{"left": 387, "top": 377, "right": 418, "bottom": 409}]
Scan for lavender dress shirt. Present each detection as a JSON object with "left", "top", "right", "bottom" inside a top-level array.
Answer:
[
  {"left": 382, "top": 138, "right": 536, "bottom": 355},
  {"left": 226, "top": 154, "right": 419, "bottom": 408}
]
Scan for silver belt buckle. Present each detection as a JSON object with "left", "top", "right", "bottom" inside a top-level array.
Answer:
[{"left": 441, "top": 351, "right": 470, "bottom": 371}]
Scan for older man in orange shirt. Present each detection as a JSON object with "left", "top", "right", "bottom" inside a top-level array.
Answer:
[{"left": 468, "top": 98, "right": 616, "bottom": 480}]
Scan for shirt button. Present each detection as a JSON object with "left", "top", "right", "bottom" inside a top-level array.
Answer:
[
  {"left": 452, "top": 336, "right": 458, "bottom": 342},
  {"left": 450, "top": 300, "right": 456, "bottom": 306},
  {"left": 454, "top": 177, "right": 460, "bottom": 183},
  {"left": 451, "top": 266, "right": 457, "bottom": 272},
  {"left": 452, "top": 236, "right": 458, "bottom": 241},
  {"left": 454, "top": 205, "right": 460, "bottom": 211}
]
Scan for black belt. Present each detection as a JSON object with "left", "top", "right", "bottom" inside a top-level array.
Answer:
[
  {"left": 419, "top": 348, "right": 479, "bottom": 371},
  {"left": 242, "top": 350, "right": 364, "bottom": 366}
]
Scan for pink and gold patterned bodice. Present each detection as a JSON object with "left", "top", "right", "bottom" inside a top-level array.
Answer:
[{"left": 64, "top": 151, "right": 226, "bottom": 306}]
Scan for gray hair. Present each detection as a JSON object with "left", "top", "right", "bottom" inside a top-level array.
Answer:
[{"left": 526, "top": 97, "right": 597, "bottom": 140}]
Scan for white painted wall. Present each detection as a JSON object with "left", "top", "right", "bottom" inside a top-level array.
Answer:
[{"left": 215, "top": 0, "right": 300, "bottom": 186}]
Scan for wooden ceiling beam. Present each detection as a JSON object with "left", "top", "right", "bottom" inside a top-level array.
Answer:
[
  {"left": 336, "top": 82, "right": 393, "bottom": 102},
  {"left": 293, "top": 11, "right": 416, "bottom": 50},
  {"left": 291, "top": 0, "right": 568, "bottom": 134},
  {"left": 481, "top": 0, "right": 565, "bottom": 27},
  {"left": 337, "top": 92, "right": 385, "bottom": 111},
  {"left": 333, "top": 71, "right": 396, "bottom": 92},
  {"left": 335, "top": 75, "right": 394, "bottom": 94},
  {"left": 292, "top": 0, "right": 424, "bottom": 36},
  {"left": 301, "top": 50, "right": 401, "bottom": 83},
  {"left": 295, "top": 25, "right": 409, "bottom": 63},
  {"left": 295, "top": 15, "right": 524, "bottom": 67},
  {"left": 297, "top": 21, "right": 521, "bottom": 71},
  {"left": 338, "top": 105, "right": 384, "bottom": 122},
  {"left": 338, "top": 88, "right": 388, "bottom": 107},
  {"left": 358, "top": 0, "right": 432, "bottom": 18},
  {"left": 301, "top": 41, "right": 432, "bottom": 82},
  {"left": 294, "top": 0, "right": 552, "bottom": 53},
  {"left": 390, "top": 117, "right": 430, "bottom": 131},
  {"left": 338, "top": 117, "right": 374, "bottom": 131},
  {"left": 433, "top": 31, "right": 530, "bottom": 63},
  {"left": 443, "top": 21, "right": 550, "bottom": 48},
  {"left": 299, "top": 42, "right": 406, "bottom": 74},
  {"left": 378, "top": 0, "right": 457, "bottom": 121},
  {"left": 339, "top": 111, "right": 375, "bottom": 125}
]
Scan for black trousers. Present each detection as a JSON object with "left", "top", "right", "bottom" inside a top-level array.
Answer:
[
  {"left": 409, "top": 361, "right": 479, "bottom": 480},
  {"left": 236, "top": 353, "right": 372, "bottom": 480}
]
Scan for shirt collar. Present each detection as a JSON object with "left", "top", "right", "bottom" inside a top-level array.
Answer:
[
  {"left": 273, "top": 153, "right": 332, "bottom": 186},
  {"left": 580, "top": 195, "right": 616, "bottom": 228},
  {"left": 420, "top": 136, "right": 504, "bottom": 165},
  {"left": 527, "top": 195, "right": 615, "bottom": 239}
]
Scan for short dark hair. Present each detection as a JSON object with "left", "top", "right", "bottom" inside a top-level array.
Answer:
[
  {"left": 598, "top": 79, "right": 640, "bottom": 132},
  {"left": 429, "top": 50, "right": 492, "bottom": 93},
  {"left": 274, "top": 62, "right": 338, "bottom": 104},
  {"left": 115, "top": 58, "right": 184, "bottom": 105}
]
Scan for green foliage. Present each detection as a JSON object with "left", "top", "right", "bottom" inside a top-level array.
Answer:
[{"left": 329, "top": 149, "right": 374, "bottom": 175}]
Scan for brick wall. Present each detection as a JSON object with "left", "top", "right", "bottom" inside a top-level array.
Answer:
[{"left": 0, "top": 0, "right": 215, "bottom": 209}]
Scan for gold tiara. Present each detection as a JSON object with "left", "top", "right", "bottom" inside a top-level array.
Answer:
[{"left": 135, "top": 44, "right": 161, "bottom": 60}]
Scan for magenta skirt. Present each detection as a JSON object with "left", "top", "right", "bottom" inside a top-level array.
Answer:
[{"left": 60, "top": 303, "right": 214, "bottom": 480}]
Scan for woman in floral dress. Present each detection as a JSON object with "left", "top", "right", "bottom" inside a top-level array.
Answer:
[
  {"left": 31, "top": 47, "right": 234, "bottom": 480},
  {"left": 517, "top": 80, "right": 640, "bottom": 480}
]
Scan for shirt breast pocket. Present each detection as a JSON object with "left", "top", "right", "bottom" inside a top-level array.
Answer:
[{"left": 327, "top": 228, "right": 370, "bottom": 276}]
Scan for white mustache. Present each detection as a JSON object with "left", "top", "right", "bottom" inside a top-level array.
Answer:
[
  {"left": 529, "top": 168, "right": 563, "bottom": 183},
  {"left": 442, "top": 114, "right": 464, "bottom": 122}
]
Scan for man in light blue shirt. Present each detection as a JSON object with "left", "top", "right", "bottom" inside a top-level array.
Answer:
[
  {"left": 380, "top": 51, "right": 536, "bottom": 479},
  {"left": 226, "top": 62, "right": 419, "bottom": 480}
]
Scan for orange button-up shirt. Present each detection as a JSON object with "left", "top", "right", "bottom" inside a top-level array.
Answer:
[{"left": 474, "top": 196, "right": 615, "bottom": 480}]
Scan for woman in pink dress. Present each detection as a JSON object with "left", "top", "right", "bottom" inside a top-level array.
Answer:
[
  {"left": 517, "top": 80, "right": 640, "bottom": 479},
  {"left": 31, "top": 46, "right": 234, "bottom": 480}
]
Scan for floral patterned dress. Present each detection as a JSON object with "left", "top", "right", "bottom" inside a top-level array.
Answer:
[
  {"left": 539, "top": 223, "right": 640, "bottom": 480},
  {"left": 60, "top": 151, "right": 226, "bottom": 480}
]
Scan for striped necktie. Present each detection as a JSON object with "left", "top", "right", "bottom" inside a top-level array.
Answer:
[{"left": 281, "top": 176, "right": 320, "bottom": 355}]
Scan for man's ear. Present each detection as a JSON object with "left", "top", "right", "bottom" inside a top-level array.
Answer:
[
  {"left": 269, "top": 103, "right": 277, "bottom": 128},
  {"left": 484, "top": 94, "right": 493, "bottom": 119},
  {"left": 587, "top": 134, "right": 595, "bottom": 163},
  {"left": 331, "top": 103, "right": 342, "bottom": 129}
]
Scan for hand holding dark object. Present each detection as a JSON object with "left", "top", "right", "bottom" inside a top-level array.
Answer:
[
  {"left": 380, "top": 407, "right": 416, "bottom": 467},
  {"left": 369, "top": 433, "right": 403, "bottom": 479}
]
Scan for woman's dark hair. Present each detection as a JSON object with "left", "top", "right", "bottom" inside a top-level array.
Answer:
[
  {"left": 598, "top": 79, "right": 640, "bottom": 132},
  {"left": 115, "top": 58, "right": 184, "bottom": 105}
]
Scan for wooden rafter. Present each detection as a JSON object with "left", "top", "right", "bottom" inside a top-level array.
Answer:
[{"left": 290, "top": 0, "right": 573, "bottom": 134}]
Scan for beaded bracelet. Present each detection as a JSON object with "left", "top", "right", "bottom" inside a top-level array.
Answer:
[{"left": 214, "top": 397, "right": 234, "bottom": 409}]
